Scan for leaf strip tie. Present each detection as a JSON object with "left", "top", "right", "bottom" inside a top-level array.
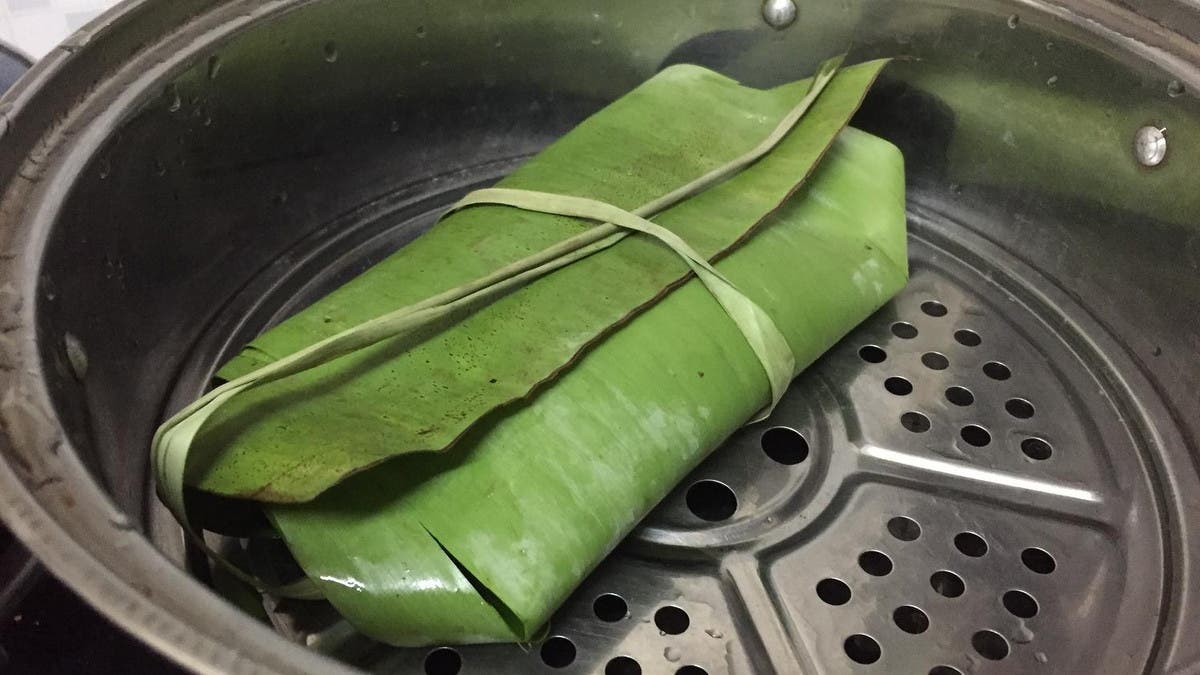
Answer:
[{"left": 450, "top": 187, "right": 795, "bottom": 419}]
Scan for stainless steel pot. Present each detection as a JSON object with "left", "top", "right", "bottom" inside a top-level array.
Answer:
[{"left": 1, "top": 1, "right": 1198, "bottom": 673}]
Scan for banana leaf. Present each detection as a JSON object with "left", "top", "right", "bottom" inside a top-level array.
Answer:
[
  {"left": 181, "top": 59, "right": 888, "bottom": 503},
  {"left": 167, "top": 59, "right": 907, "bottom": 644}
]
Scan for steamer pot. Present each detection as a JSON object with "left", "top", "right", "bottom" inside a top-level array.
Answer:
[{"left": 1, "top": 1, "right": 1199, "bottom": 672}]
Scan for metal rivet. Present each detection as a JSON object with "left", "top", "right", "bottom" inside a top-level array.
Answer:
[
  {"left": 1134, "top": 126, "right": 1167, "bottom": 167},
  {"left": 762, "top": 0, "right": 797, "bottom": 29}
]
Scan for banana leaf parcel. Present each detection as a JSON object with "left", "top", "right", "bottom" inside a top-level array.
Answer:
[{"left": 154, "top": 58, "right": 908, "bottom": 646}]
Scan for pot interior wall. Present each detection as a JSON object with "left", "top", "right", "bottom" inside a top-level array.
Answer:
[{"left": 18, "top": 0, "right": 1200, "bottom": 673}]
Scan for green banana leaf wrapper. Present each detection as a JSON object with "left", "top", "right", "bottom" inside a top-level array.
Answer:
[{"left": 184, "top": 59, "right": 907, "bottom": 645}]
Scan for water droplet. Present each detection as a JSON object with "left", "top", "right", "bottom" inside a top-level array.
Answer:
[
  {"left": 206, "top": 54, "right": 221, "bottom": 80},
  {"left": 664, "top": 647, "right": 682, "bottom": 662},
  {"left": 323, "top": 41, "right": 339, "bottom": 63},
  {"left": 1168, "top": 79, "right": 1185, "bottom": 97},
  {"left": 705, "top": 628, "right": 724, "bottom": 639},
  {"left": 1036, "top": 652, "right": 1048, "bottom": 663},
  {"left": 97, "top": 158, "right": 110, "bottom": 179},
  {"left": 1046, "top": 75, "right": 1058, "bottom": 86},
  {"left": 165, "top": 84, "right": 181, "bottom": 112},
  {"left": 389, "top": 119, "right": 400, "bottom": 133},
  {"left": 64, "top": 333, "right": 88, "bottom": 380},
  {"left": 494, "top": 36, "right": 503, "bottom": 48},
  {"left": 415, "top": 25, "right": 426, "bottom": 38},
  {"left": 1007, "top": 14, "right": 1020, "bottom": 28},
  {"left": 1012, "top": 623, "right": 1034, "bottom": 644},
  {"left": 590, "top": 31, "right": 603, "bottom": 45},
  {"left": 273, "top": 191, "right": 288, "bottom": 206},
  {"left": 153, "top": 159, "right": 166, "bottom": 176}
]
